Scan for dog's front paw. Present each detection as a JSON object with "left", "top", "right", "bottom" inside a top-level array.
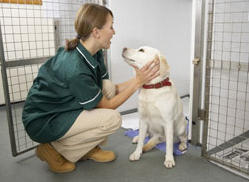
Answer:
[
  {"left": 132, "top": 136, "right": 139, "bottom": 144},
  {"left": 164, "top": 156, "right": 175, "bottom": 168},
  {"left": 179, "top": 142, "right": 187, "bottom": 152},
  {"left": 129, "top": 151, "right": 142, "bottom": 161}
]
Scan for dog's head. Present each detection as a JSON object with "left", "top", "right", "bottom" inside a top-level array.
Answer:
[{"left": 122, "top": 46, "right": 170, "bottom": 81}]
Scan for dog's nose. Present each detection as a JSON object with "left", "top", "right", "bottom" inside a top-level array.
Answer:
[{"left": 123, "top": 47, "right": 127, "bottom": 52}]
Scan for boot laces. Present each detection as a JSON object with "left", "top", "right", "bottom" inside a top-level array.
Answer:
[{"left": 55, "top": 153, "right": 65, "bottom": 164}]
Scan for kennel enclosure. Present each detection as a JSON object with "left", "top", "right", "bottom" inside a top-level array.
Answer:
[
  {"left": 0, "top": 0, "right": 248, "bottom": 178},
  {"left": 192, "top": 0, "right": 249, "bottom": 177}
]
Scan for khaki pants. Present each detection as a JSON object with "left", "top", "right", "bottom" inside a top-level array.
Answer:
[{"left": 51, "top": 80, "right": 122, "bottom": 162}]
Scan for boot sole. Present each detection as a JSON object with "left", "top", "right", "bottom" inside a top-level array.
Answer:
[
  {"left": 88, "top": 156, "right": 116, "bottom": 163},
  {"left": 80, "top": 155, "right": 116, "bottom": 163}
]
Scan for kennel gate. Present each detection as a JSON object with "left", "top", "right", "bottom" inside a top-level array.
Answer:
[
  {"left": 192, "top": 0, "right": 249, "bottom": 177},
  {"left": 0, "top": 0, "right": 107, "bottom": 156}
]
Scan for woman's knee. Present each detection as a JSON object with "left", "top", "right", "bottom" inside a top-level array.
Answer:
[
  {"left": 101, "top": 110, "right": 122, "bottom": 132},
  {"left": 112, "top": 110, "right": 122, "bottom": 129}
]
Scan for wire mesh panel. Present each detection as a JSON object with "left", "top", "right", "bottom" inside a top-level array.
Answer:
[
  {"left": 0, "top": 0, "right": 105, "bottom": 156},
  {"left": 203, "top": 0, "right": 249, "bottom": 176}
]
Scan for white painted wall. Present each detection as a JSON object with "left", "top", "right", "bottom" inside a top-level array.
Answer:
[{"left": 109, "top": 0, "right": 193, "bottom": 112}]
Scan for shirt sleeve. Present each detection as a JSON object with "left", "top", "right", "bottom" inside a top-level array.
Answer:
[{"left": 68, "top": 72, "right": 103, "bottom": 110}]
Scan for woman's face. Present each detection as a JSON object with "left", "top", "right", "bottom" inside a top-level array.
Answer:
[{"left": 98, "top": 13, "right": 115, "bottom": 49}]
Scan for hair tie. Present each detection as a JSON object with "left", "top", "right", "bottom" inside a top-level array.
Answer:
[{"left": 76, "top": 35, "right": 81, "bottom": 39}]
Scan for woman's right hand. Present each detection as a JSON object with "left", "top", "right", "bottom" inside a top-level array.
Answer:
[{"left": 132, "top": 56, "right": 160, "bottom": 88}]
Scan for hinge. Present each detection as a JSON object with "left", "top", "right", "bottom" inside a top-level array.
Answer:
[
  {"left": 192, "top": 57, "right": 200, "bottom": 65},
  {"left": 198, "top": 109, "right": 206, "bottom": 120}
]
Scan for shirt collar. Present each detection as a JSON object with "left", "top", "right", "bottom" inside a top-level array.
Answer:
[{"left": 76, "top": 42, "right": 98, "bottom": 69}]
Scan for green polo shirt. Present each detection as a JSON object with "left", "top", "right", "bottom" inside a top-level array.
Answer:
[{"left": 22, "top": 43, "right": 109, "bottom": 143}]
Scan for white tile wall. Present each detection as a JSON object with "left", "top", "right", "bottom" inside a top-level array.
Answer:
[
  {"left": 0, "top": 3, "right": 57, "bottom": 104},
  {"left": 0, "top": 0, "right": 104, "bottom": 104}
]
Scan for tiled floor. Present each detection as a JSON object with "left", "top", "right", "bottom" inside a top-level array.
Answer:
[{"left": 0, "top": 101, "right": 249, "bottom": 181}]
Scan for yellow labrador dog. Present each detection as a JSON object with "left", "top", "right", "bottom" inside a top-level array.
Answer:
[{"left": 122, "top": 46, "right": 187, "bottom": 168}]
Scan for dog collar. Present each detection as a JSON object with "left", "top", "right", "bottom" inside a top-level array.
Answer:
[{"left": 142, "top": 77, "right": 171, "bottom": 89}]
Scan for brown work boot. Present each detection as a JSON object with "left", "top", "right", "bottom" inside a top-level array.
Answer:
[
  {"left": 36, "top": 143, "right": 75, "bottom": 173},
  {"left": 81, "top": 146, "right": 116, "bottom": 162}
]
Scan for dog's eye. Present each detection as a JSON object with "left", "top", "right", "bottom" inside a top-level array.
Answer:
[{"left": 138, "top": 49, "right": 144, "bottom": 52}]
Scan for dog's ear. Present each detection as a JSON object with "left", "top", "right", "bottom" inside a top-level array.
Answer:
[{"left": 158, "top": 54, "right": 170, "bottom": 76}]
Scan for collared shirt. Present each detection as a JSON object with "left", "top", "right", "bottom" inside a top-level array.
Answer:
[{"left": 22, "top": 43, "right": 109, "bottom": 143}]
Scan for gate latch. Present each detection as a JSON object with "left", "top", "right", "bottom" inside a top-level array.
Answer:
[{"left": 192, "top": 57, "right": 200, "bottom": 65}]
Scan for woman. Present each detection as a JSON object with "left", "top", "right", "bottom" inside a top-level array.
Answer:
[{"left": 22, "top": 3, "right": 159, "bottom": 173}]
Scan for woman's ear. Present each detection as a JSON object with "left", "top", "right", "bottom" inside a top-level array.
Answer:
[
  {"left": 92, "top": 27, "right": 100, "bottom": 39},
  {"left": 159, "top": 54, "right": 170, "bottom": 76}
]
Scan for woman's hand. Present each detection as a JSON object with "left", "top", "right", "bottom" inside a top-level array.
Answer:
[{"left": 132, "top": 56, "right": 160, "bottom": 88}]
